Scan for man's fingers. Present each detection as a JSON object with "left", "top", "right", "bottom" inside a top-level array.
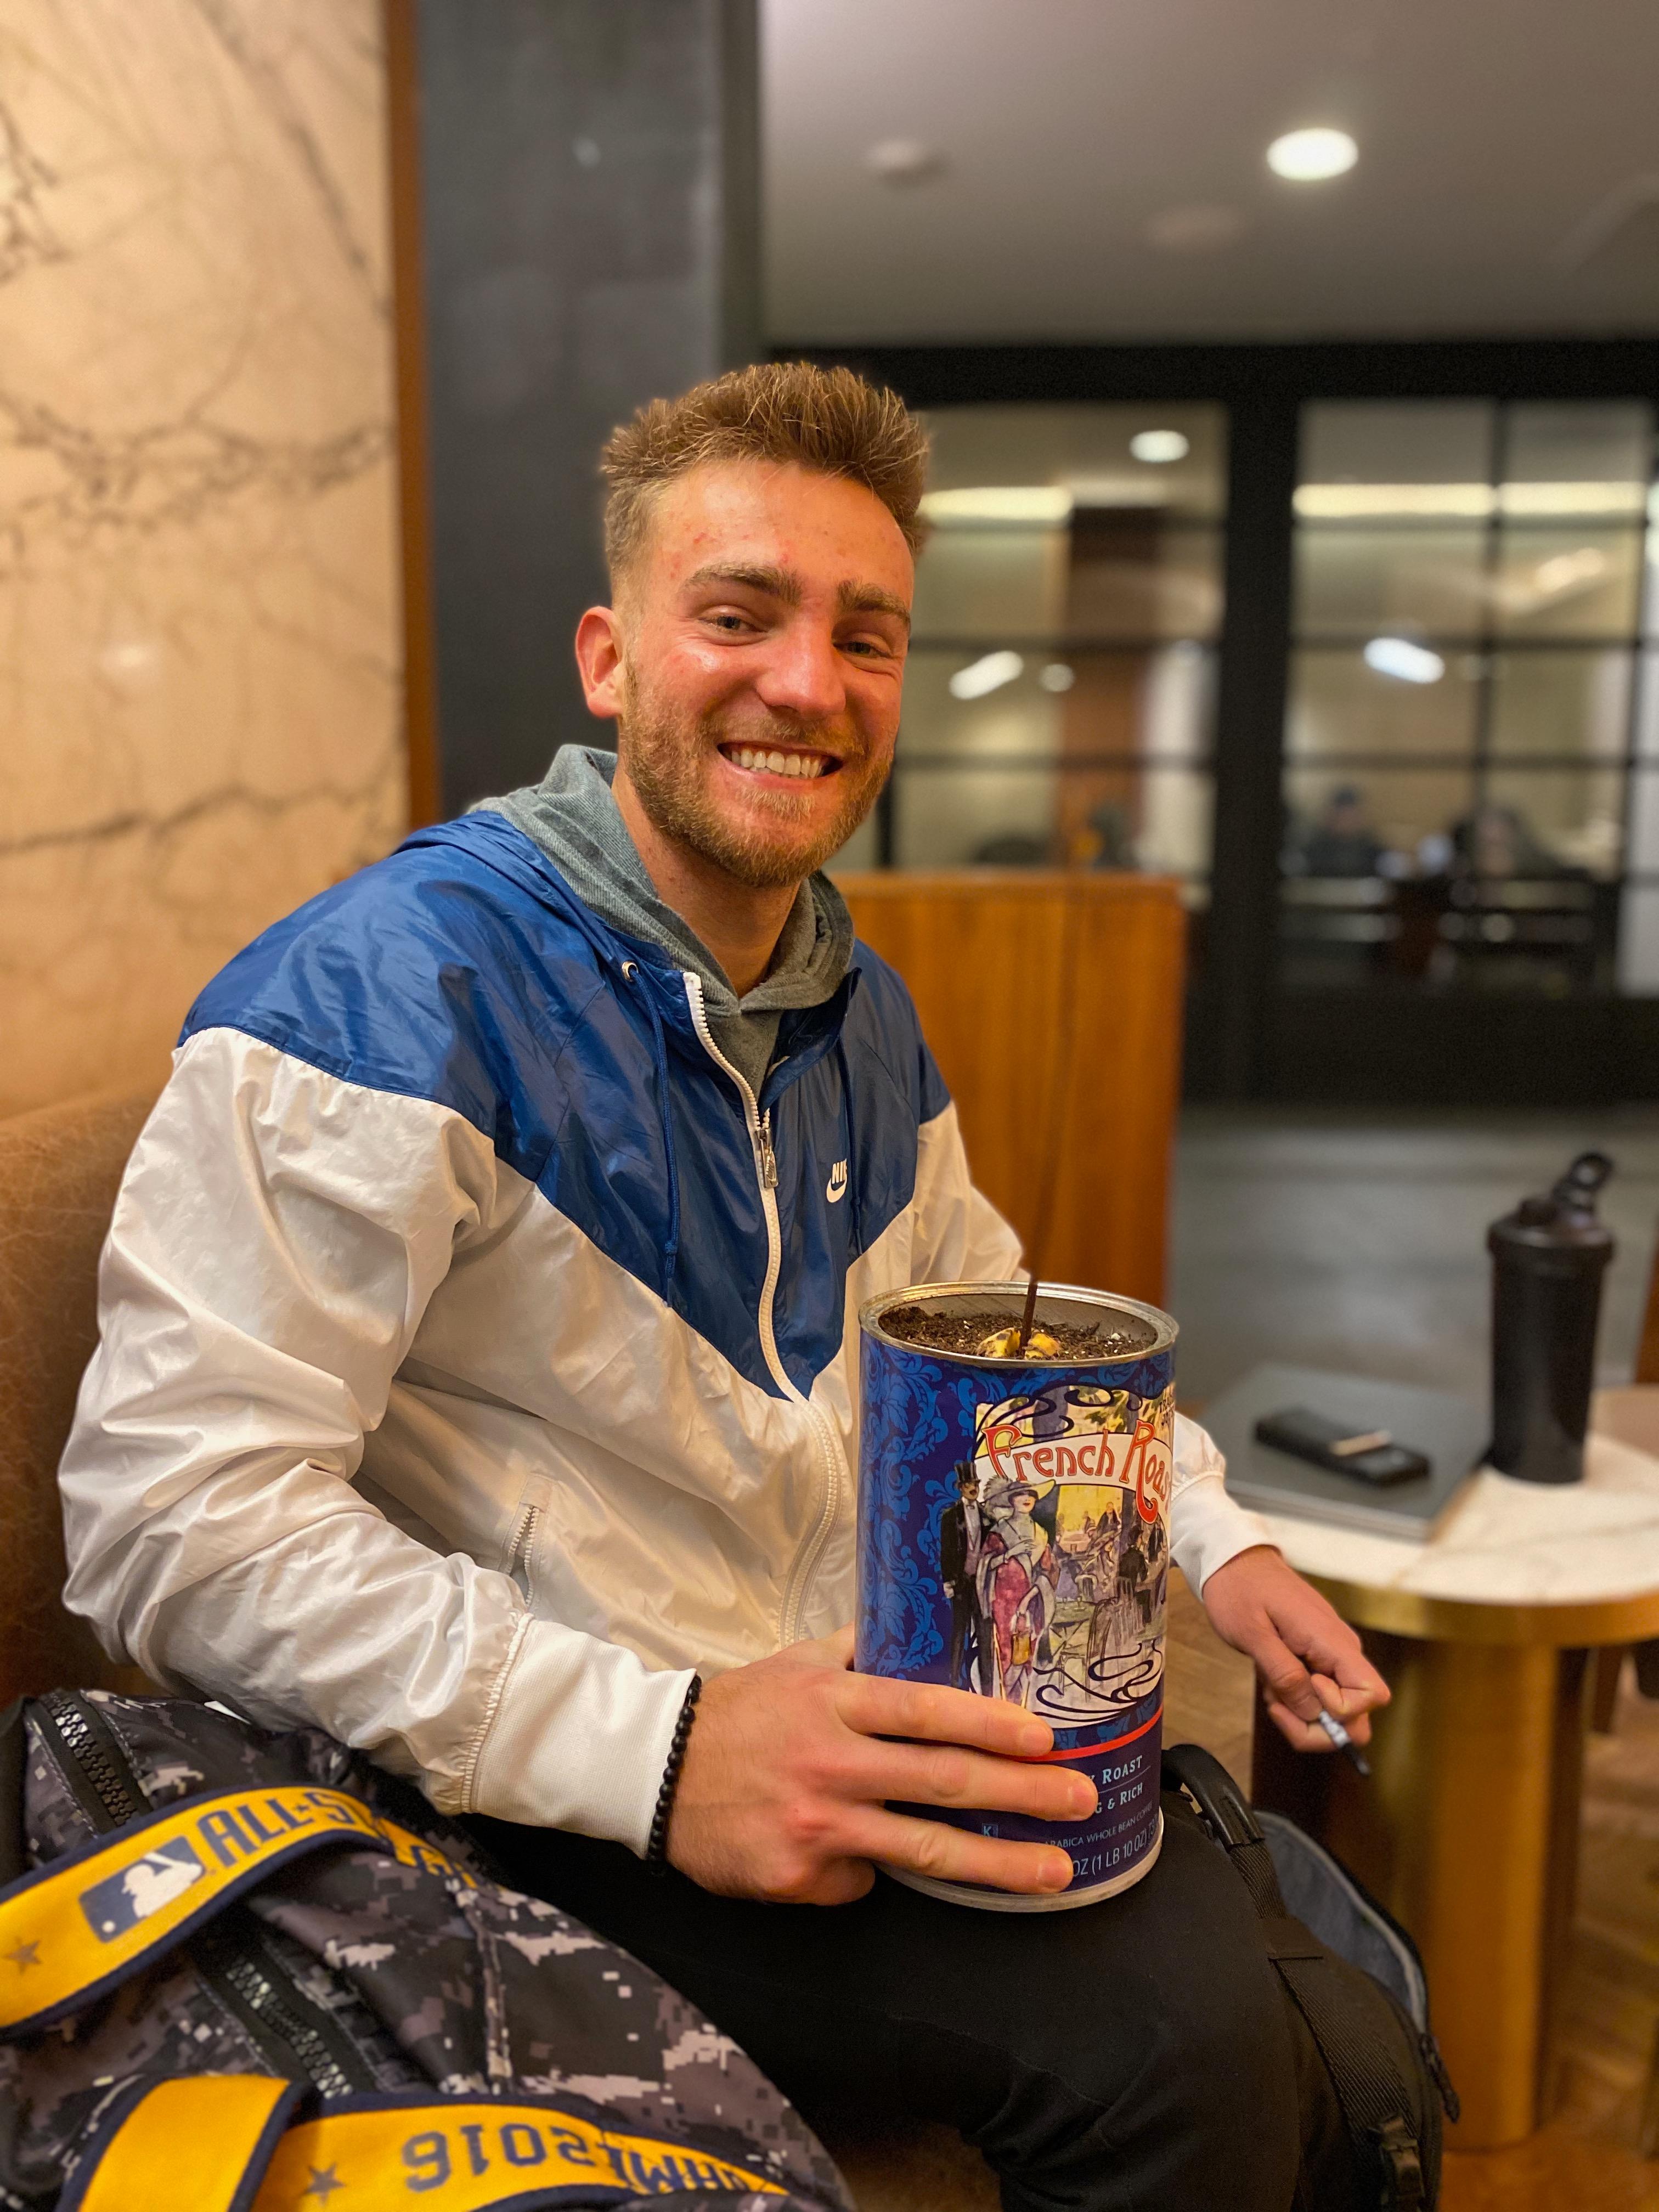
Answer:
[
  {"left": 1255, "top": 1636, "right": 1324, "bottom": 1724},
  {"left": 1318, "top": 1672, "right": 1380, "bottom": 1743},
  {"left": 1315, "top": 1654, "right": 1392, "bottom": 1710},
  {"left": 1266, "top": 1700, "right": 1337, "bottom": 1752},
  {"left": 838, "top": 1670, "right": 1053, "bottom": 1758},
  {"left": 847, "top": 1807, "right": 1074, "bottom": 1897},
  {"left": 1267, "top": 1697, "right": 1374, "bottom": 1751},
  {"left": 857, "top": 1739, "right": 1097, "bottom": 1824}
]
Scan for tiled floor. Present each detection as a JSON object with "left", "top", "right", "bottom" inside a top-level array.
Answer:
[{"left": 1170, "top": 1105, "right": 1659, "bottom": 1407}]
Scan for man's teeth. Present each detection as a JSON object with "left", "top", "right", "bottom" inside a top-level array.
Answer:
[{"left": 727, "top": 748, "right": 830, "bottom": 779}]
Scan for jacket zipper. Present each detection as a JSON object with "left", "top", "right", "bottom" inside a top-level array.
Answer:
[
  {"left": 682, "top": 975, "right": 847, "bottom": 1645},
  {"left": 506, "top": 1500, "right": 541, "bottom": 1596},
  {"left": 35, "top": 1692, "right": 374, "bottom": 2096}
]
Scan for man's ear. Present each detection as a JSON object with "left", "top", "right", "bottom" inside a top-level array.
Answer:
[{"left": 574, "top": 605, "right": 627, "bottom": 721}]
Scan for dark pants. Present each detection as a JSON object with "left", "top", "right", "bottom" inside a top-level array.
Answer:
[{"left": 471, "top": 1794, "right": 1301, "bottom": 2212}]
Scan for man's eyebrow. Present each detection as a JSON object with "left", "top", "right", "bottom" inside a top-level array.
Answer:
[
  {"left": 682, "top": 562, "right": 802, "bottom": 603},
  {"left": 838, "top": 581, "right": 912, "bottom": 630}
]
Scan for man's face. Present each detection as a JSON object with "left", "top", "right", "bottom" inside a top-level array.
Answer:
[{"left": 594, "top": 459, "right": 913, "bottom": 889}]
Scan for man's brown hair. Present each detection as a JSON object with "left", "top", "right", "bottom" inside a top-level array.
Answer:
[{"left": 600, "top": 360, "right": 929, "bottom": 580}]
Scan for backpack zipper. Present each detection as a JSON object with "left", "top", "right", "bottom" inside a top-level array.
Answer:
[
  {"left": 682, "top": 975, "right": 847, "bottom": 1646},
  {"left": 190, "top": 1916, "right": 366, "bottom": 2098},
  {"left": 34, "top": 1692, "right": 375, "bottom": 2096},
  {"left": 37, "top": 1691, "right": 144, "bottom": 1830}
]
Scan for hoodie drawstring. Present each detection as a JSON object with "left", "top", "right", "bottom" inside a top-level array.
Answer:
[{"left": 623, "top": 961, "right": 681, "bottom": 1307}]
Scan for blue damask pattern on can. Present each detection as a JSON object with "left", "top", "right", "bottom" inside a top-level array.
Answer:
[{"left": 856, "top": 1334, "right": 954, "bottom": 1674}]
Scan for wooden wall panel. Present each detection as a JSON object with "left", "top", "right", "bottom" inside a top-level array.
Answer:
[{"left": 838, "top": 871, "right": 1187, "bottom": 1307}]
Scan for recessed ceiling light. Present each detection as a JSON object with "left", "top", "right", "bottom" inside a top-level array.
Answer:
[
  {"left": 864, "top": 138, "right": 947, "bottom": 186},
  {"left": 1364, "top": 636, "right": 1444, "bottom": 685},
  {"left": 1130, "top": 430, "right": 1190, "bottom": 465},
  {"left": 1039, "top": 663, "right": 1075, "bottom": 693},
  {"left": 1267, "top": 127, "right": 1358, "bottom": 182},
  {"left": 949, "top": 651, "right": 1024, "bottom": 701},
  {"left": 1144, "top": 204, "right": 1248, "bottom": 253}
]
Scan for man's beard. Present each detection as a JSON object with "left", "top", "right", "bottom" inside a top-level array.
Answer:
[{"left": 617, "top": 680, "right": 891, "bottom": 890}]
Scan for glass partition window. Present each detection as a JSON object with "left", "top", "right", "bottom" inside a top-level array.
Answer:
[
  {"left": 1280, "top": 398, "right": 1656, "bottom": 995},
  {"left": 834, "top": 405, "right": 1226, "bottom": 902}
]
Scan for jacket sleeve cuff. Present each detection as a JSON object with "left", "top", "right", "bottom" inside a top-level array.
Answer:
[
  {"left": 1169, "top": 1412, "right": 1276, "bottom": 1596},
  {"left": 464, "top": 1615, "right": 696, "bottom": 1855}
]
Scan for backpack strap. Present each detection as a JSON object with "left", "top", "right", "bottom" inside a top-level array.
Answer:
[
  {"left": 65, "top": 2078, "right": 794, "bottom": 2209},
  {"left": 0, "top": 1785, "right": 472, "bottom": 2038},
  {"left": 1161, "top": 1742, "right": 1289, "bottom": 1917},
  {"left": 1163, "top": 1746, "right": 1436, "bottom": 2208},
  {"left": 1274, "top": 1957, "right": 1428, "bottom": 2211},
  {"left": 60, "top": 2075, "right": 301, "bottom": 2212}
]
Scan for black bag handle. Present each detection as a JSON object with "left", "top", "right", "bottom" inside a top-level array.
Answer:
[{"left": 1161, "top": 1742, "right": 1288, "bottom": 1920}]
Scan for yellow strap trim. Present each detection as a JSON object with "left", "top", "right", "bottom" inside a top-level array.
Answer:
[
  {"left": 251, "top": 2100, "right": 787, "bottom": 2207},
  {"left": 70, "top": 2075, "right": 295, "bottom": 2212},
  {"left": 0, "top": 1787, "right": 471, "bottom": 2034}
]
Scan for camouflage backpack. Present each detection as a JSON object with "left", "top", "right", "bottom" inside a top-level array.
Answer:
[{"left": 0, "top": 1690, "right": 851, "bottom": 2212}]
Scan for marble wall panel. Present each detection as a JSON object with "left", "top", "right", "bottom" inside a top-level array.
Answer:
[{"left": 0, "top": 0, "right": 405, "bottom": 1117}]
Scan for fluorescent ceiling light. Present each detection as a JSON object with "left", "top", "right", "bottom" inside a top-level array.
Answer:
[
  {"left": 1364, "top": 636, "right": 1445, "bottom": 685},
  {"left": 921, "top": 486, "right": 1073, "bottom": 526},
  {"left": 1059, "top": 476, "right": 1167, "bottom": 508},
  {"left": 1296, "top": 483, "right": 1494, "bottom": 519},
  {"left": 1500, "top": 482, "right": 1645, "bottom": 517},
  {"left": 1268, "top": 127, "right": 1358, "bottom": 182},
  {"left": 949, "top": 651, "right": 1024, "bottom": 701},
  {"left": 1296, "top": 481, "right": 1646, "bottom": 521},
  {"left": 1130, "top": 430, "right": 1190, "bottom": 464},
  {"left": 1531, "top": 548, "right": 1607, "bottom": 596}
]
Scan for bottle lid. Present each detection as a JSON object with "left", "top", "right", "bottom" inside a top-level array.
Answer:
[{"left": 1489, "top": 1150, "right": 1615, "bottom": 1260}]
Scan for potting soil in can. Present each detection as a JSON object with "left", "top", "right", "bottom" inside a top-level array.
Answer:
[{"left": 856, "top": 1281, "right": 1176, "bottom": 1911}]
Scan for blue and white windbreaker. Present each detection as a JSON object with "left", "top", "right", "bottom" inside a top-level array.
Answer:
[{"left": 60, "top": 815, "right": 1265, "bottom": 1852}]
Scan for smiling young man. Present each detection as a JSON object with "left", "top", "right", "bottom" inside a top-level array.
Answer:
[{"left": 61, "top": 363, "right": 1387, "bottom": 2210}]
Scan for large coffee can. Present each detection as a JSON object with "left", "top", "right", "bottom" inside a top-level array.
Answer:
[{"left": 856, "top": 1280, "right": 1176, "bottom": 1911}]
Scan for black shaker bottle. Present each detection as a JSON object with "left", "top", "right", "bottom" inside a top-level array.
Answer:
[{"left": 1487, "top": 1150, "right": 1615, "bottom": 1486}]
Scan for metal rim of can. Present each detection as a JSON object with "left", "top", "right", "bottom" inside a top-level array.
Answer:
[{"left": 858, "top": 1279, "right": 1178, "bottom": 1367}]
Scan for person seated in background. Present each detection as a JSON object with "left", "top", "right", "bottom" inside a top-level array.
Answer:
[
  {"left": 1291, "top": 783, "right": 1385, "bottom": 877},
  {"left": 59, "top": 362, "right": 1388, "bottom": 2212},
  {"left": 1451, "top": 800, "right": 1581, "bottom": 881}
]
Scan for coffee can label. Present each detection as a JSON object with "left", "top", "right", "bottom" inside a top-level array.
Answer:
[{"left": 856, "top": 1284, "right": 1176, "bottom": 1910}]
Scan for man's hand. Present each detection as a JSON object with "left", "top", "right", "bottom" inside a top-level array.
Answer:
[
  {"left": 667, "top": 1627, "right": 1092, "bottom": 1904},
  {"left": 1200, "top": 1547, "right": 1390, "bottom": 1752}
]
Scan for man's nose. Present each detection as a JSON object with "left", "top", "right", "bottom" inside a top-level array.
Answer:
[{"left": 752, "top": 620, "right": 847, "bottom": 722}]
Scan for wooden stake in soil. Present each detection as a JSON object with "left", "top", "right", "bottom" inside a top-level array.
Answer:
[{"left": 1015, "top": 1271, "right": 1040, "bottom": 1355}]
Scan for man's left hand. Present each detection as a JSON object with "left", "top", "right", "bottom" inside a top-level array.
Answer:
[{"left": 1199, "top": 1546, "right": 1390, "bottom": 1752}]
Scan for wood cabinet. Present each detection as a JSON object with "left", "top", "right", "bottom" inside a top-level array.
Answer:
[{"left": 837, "top": 871, "right": 1188, "bottom": 1307}]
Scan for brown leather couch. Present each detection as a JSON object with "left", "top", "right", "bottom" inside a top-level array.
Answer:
[{"left": 0, "top": 1086, "right": 160, "bottom": 1703}]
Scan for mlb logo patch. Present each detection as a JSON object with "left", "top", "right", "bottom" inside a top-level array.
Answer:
[{"left": 80, "top": 1839, "right": 205, "bottom": 1941}]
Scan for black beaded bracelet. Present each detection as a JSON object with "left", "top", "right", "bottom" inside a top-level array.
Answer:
[{"left": 645, "top": 1675, "right": 702, "bottom": 1875}]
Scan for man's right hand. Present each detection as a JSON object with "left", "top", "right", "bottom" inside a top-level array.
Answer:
[{"left": 665, "top": 1627, "right": 1092, "bottom": 1904}]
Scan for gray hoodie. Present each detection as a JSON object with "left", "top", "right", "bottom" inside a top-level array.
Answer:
[{"left": 476, "top": 745, "right": 855, "bottom": 1097}]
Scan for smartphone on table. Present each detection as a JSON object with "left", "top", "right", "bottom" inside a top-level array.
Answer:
[{"left": 1252, "top": 1407, "right": 1431, "bottom": 1486}]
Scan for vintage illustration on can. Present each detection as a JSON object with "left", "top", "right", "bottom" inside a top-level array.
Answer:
[
  {"left": 946, "top": 1381, "right": 1172, "bottom": 1725},
  {"left": 857, "top": 1283, "right": 1177, "bottom": 1911}
]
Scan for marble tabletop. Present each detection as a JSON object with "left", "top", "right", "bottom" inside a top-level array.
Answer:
[{"left": 1259, "top": 1397, "right": 1659, "bottom": 1612}]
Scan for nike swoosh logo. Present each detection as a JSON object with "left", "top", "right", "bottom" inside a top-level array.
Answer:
[{"left": 826, "top": 1161, "right": 848, "bottom": 1204}]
